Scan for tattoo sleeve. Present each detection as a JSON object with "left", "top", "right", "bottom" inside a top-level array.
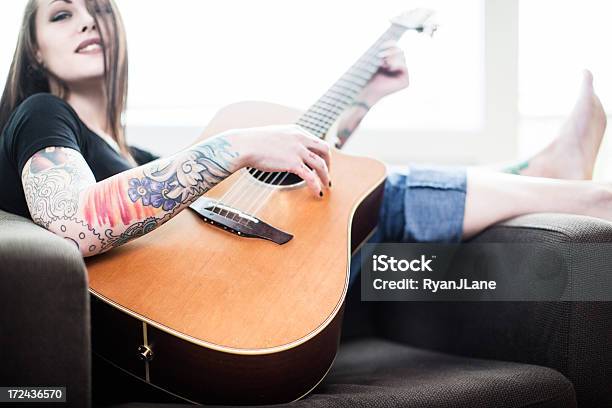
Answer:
[{"left": 21, "top": 136, "right": 239, "bottom": 257}]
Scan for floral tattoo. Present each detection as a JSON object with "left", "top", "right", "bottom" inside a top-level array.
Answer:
[{"left": 126, "top": 137, "right": 236, "bottom": 210}]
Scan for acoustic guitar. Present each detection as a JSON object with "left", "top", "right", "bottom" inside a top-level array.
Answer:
[{"left": 86, "top": 9, "right": 438, "bottom": 405}]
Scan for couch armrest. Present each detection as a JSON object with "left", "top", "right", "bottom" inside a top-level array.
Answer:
[
  {"left": 0, "top": 210, "right": 91, "bottom": 408},
  {"left": 373, "top": 213, "right": 612, "bottom": 408}
]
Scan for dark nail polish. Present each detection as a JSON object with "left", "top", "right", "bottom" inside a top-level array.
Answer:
[
  {"left": 328, "top": 181, "right": 332, "bottom": 187},
  {"left": 319, "top": 191, "right": 323, "bottom": 197}
]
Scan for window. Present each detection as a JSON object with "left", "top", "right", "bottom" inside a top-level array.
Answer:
[
  {"left": 518, "top": 0, "right": 612, "bottom": 178},
  {"left": 1, "top": 1, "right": 486, "bottom": 160},
  {"left": 118, "top": 0, "right": 485, "bottom": 132}
]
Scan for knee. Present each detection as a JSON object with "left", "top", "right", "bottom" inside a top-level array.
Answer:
[{"left": 591, "top": 183, "right": 612, "bottom": 209}]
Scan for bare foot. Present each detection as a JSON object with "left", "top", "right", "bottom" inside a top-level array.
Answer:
[{"left": 520, "top": 70, "right": 607, "bottom": 180}]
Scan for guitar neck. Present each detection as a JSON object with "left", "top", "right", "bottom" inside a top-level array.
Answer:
[{"left": 295, "top": 23, "right": 407, "bottom": 139}]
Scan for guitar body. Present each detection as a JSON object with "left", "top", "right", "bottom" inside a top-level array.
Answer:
[{"left": 86, "top": 101, "right": 387, "bottom": 404}]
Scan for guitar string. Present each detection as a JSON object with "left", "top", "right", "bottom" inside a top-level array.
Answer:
[
  {"left": 244, "top": 26, "right": 405, "bottom": 224},
  {"left": 210, "top": 23, "right": 407, "bottom": 228},
  {"left": 240, "top": 112, "right": 339, "bottom": 221},
  {"left": 242, "top": 25, "right": 404, "bottom": 222},
  {"left": 222, "top": 169, "right": 265, "bottom": 210},
  {"left": 236, "top": 26, "right": 402, "bottom": 226},
  {"left": 241, "top": 41, "right": 400, "bottom": 225},
  {"left": 222, "top": 168, "right": 270, "bottom": 220},
  {"left": 209, "top": 169, "right": 261, "bottom": 218},
  {"left": 235, "top": 102, "right": 341, "bottom": 223},
  {"left": 214, "top": 114, "right": 332, "bottom": 223},
  {"left": 215, "top": 57, "right": 378, "bottom": 221},
  {"left": 228, "top": 104, "right": 337, "bottom": 223},
  {"left": 209, "top": 116, "right": 338, "bottom": 220}
]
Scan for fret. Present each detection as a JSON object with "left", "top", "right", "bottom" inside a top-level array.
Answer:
[
  {"left": 317, "top": 98, "right": 343, "bottom": 110},
  {"left": 304, "top": 126, "right": 328, "bottom": 138},
  {"left": 296, "top": 117, "right": 319, "bottom": 129},
  {"left": 349, "top": 64, "right": 376, "bottom": 76},
  {"left": 308, "top": 108, "right": 340, "bottom": 123},
  {"left": 298, "top": 114, "right": 329, "bottom": 128},
  {"left": 292, "top": 23, "right": 410, "bottom": 141},
  {"left": 315, "top": 100, "right": 344, "bottom": 115},
  {"left": 303, "top": 113, "right": 334, "bottom": 128},
  {"left": 330, "top": 83, "right": 360, "bottom": 96},
  {"left": 357, "top": 58, "right": 382, "bottom": 70},
  {"left": 353, "top": 60, "right": 379, "bottom": 73},
  {"left": 344, "top": 70, "right": 372, "bottom": 83},
  {"left": 320, "top": 105, "right": 343, "bottom": 118},
  {"left": 302, "top": 114, "right": 333, "bottom": 128},
  {"left": 326, "top": 88, "right": 355, "bottom": 101},
  {"left": 300, "top": 112, "right": 332, "bottom": 129},
  {"left": 298, "top": 112, "right": 327, "bottom": 126},
  {"left": 308, "top": 103, "right": 336, "bottom": 116},
  {"left": 299, "top": 123, "right": 324, "bottom": 136},
  {"left": 309, "top": 106, "right": 338, "bottom": 122},
  {"left": 327, "top": 87, "right": 355, "bottom": 100},
  {"left": 320, "top": 93, "right": 348, "bottom": 104},
  {"left": 320, "top": 93, "right": 351, "bottom": 107},
  {"left": 297, "top": 121, "right": 326, "bottom": 137},
  {"left": 331, "top": 81, "right": 360, "bottom": 93},
  {"left": 337, "top": 76, "right": 367, "bottom": 88},
  {"left": 332, "top": 79, "right": 363, "bottom": 93},
  {"left": 314, "top": 100, "right": 343, "bottom": 113}
]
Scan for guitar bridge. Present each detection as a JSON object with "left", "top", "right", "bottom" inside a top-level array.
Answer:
[{"left": 189, "top": 198, "right": 293, "bottom": 245}]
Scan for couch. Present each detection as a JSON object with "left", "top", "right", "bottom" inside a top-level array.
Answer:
[{"left": 1, "top": 208, "right": 611, "bottom": 407}]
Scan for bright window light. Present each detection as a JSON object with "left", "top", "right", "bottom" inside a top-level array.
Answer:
[
  {"left": 519, "top": 0, "right": 612, "bottom": 117},
  {"left": 1, "top": 1, "right": 484, "bottom": 132}
]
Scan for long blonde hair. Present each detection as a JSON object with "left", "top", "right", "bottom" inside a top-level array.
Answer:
[{"left": 0, "top": 0, "right": 134, "bottom": 164}]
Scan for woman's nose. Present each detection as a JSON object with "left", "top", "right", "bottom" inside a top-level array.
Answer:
[
  {"left": 81, "top": 21, "right": 96, "bottom": 33},
  {"left": 79, "top": 12, "right": 97, "bottom": 33}
]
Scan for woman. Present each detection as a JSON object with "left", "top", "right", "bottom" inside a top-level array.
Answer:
[{"left": 0, "top": 0, "right": 609, "bottom": 271}]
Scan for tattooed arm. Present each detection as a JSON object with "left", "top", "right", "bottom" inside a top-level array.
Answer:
[
  {"left": 21, "top": 127, "right": 331, "bottom": 257},
  {"left": 21, "top": 135, "right": 241, "bottom": 257},
  {"left": 335, "top": 100, "right": 372, "bottom": 149}
]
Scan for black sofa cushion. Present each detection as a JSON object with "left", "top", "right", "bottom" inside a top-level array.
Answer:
[
  {"left": 99, "top": 338, "right": 576, "bottom": 408},
  {"left": 0, "top": 210, "right": 91, "bottom": 408},
  {"left": 374, "top": 214, "right": 612, "bottom": 408}
]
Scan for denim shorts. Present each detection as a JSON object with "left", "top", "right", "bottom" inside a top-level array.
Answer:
[{"left": 349, "top": 164, "right": 468, "bottom": 287}]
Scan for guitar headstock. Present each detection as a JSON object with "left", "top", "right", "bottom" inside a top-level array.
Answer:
[{"left": 391, "top": 8, "right": 438, "bottom": 36}]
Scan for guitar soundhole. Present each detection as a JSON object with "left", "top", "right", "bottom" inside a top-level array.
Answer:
[{"left": 247, "top": 168, "right": 303, "bottom": 186}]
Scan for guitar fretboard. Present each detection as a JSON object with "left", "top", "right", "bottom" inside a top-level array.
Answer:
[{"left": 295, "top": 24, "right": 407, "bottom": 138}]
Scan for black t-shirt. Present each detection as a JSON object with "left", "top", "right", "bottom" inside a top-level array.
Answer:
[{"left": 0, "top": 93, "right": 160, "bottom": 218}]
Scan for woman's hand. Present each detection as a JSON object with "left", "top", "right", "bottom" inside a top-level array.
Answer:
[
  {"left": 359, "top": 41, "right": 409, "bottom": 106},
  {"left": 224, "top": 124, "right": 331, "bottom": 197}
]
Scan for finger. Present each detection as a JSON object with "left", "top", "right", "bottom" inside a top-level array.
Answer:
[
  {"left": 380, "top": 54, "right": 407, "bottom": 75},
  {"left": 302, "top": 148, "right": 330, "bottom": 189},
  {"left": 293, "top": 161, "right": 323, "bottom": 198},
  {"left": 379, "top": 49, "right": 405, "bottom": 72},
  {"left": 299, "top": 131, "right": 332, "bottom": 172},
  {"left": 385, "top": 54, "right": 407, "bottom": 72},
  {"left": 378, "top": 46, "right": 403, "bottom": 59}
]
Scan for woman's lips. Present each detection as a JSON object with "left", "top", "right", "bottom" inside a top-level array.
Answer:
[{"left": 76, "top": 43, "right": 102, "bottom": 54}]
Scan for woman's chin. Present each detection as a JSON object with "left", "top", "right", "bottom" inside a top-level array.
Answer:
[{"left": 65, "top": 74, "right": 106, "bottom": 87}]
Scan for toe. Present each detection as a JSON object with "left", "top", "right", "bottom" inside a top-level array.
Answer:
[{"left": 582, "top": 69, "right": 594, "bottom": 89}]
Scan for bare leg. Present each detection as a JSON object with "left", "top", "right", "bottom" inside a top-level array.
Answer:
[
  {"left": 491, "top": 70, "right": 607, "bottom": 179},
  {"left": 462, "top": 167, "right": 611, "bottom": 239}
]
